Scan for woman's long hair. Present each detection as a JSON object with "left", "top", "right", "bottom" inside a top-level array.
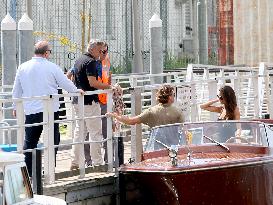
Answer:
[{"left": 219, "top": 85, "right": 237, "bottom": 120}]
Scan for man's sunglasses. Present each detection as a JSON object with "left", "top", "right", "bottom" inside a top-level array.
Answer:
[
  {"left": 217, "top": 95, "right": 223, "bottom": 100},
  {"left": 101, "top": 50, "right": 108, "bottom": 55}
]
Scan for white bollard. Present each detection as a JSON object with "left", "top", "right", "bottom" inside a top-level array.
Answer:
[
  {"left": 149, "top": 14, "right": 163, "bottom": 84},
  {"left": 18, "top": 13, "right": 33, "bottom": 64}
]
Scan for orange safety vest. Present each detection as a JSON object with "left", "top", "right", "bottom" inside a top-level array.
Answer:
[{"left": 98, "top": 55, "right": 111, "bottom": 105}]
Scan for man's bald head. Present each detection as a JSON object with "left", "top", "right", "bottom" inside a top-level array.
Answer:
[{"left": 34, "top": 41, "right": 50, "bottom": 55}]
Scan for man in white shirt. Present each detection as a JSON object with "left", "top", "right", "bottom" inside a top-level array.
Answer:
[{"left": 12, "top": 40, "right": 84, "bottom": 176}]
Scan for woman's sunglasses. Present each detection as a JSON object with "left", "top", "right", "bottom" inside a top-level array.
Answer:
[{"left": 217, "top": 95, "right": 223, "bottom": 100}]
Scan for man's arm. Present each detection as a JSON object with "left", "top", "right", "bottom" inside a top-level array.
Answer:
[
  {"left": 54, "top": 66, "right": 82, "bottom": 93},
  {"left": 12, "top": 70, "right": 23, "bottom": 116},
  {"left": 12, "top": 70, "right": 23, "bottom": 99},
  {"left": 66, "top": 70, "right": 73, "bottom": 80},
  {"left": 86, "top": 60, "right": 111, "bottom": 89},
  {"left": 106, "top": 112, "right": 141, "bottom": 125},
  {"left": 88, "top": 76, "right": 111, "bottom": 89}
]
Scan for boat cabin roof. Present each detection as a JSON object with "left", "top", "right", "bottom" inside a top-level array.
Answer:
[{"left": 0, "top": 152, "right": 25, "bottom": 168}]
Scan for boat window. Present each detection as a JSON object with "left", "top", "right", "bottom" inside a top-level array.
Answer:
[
  {"left": 4, "top": 162, "right": 33, "bottom": 205},
  {"left": 146, "top": 124, "right": 181, "bottom": 151},
  {"left": 265, "top": 126, "right": 273, "bottom": 146},
  {"left": 145, "top": 122, "right": 269, "bottom": 152}
]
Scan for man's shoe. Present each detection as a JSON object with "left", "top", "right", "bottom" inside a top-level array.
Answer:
[
  {"left": 85, "top": 163, "right": 92, "bottom": 168},
  {"left": 92, "top": 162, "right": 104, "bottom": 167},
  {"left": 85, "top": 160, "right": 92, "bottom": 167},
  {"left": 70, "top": 164, "right": 79, "bottom": 170}
]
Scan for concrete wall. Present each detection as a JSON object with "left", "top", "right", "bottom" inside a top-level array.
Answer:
[
  {"left": 43, "top": 174, "right": 117, "bottom": 205},
  {"left": 233, "top": 0, "right": 273, "bottom": 66}
]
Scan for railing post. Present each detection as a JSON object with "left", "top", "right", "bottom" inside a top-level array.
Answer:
[
  {"left": 258, "top": 62, "right": 266, "bottom": 117},
  {"left": 253, "top": 73, "right": 259, "bottom": 118},
  {"left": 129, "top": 76, "right": 138, "bottom": 87},
  {"left": 185, "top": 64, "right": 199, "bottom": 121},
  {"left": 268, "top": 73, "right": 273, "bottom": 118},
  {"left": 218, "top": 68, "right": 225, "bottom": 86},
  {"left": 16, "top": 100, "right": 24, "bottom": 152},
  {"left": 201, "top": 68, "right": 209, "bottom": 101},
  {"left": 111, "top": 77, "right": 118, "bottom": 85},
  {"left": 130, "top": 87, "right": 142, "bottom": 163},
  {"left": 190, "top": 83, "right": 198, "bottom": 122},
  {"left": 0, "top": 102, "right": 3, "bottom": 144},
  {"left": 106, "top": 90, "right": 113, "bottom": 172},
  {"left": 176, "top": 85, "right": 191, "bottom": 122},
  {"left": 243, "top": 69, "right": 253, "bottom": 117},
  {"left": 43, "top": 96, "right": 55, "bottom": 184},
  {"left": 166, "top": 74, "right": 172, "bottom": 84},
  {"left": 185, "top": 64, "right": 194, "bottom": 82},
  {"left": 151, "top": 87, "right": 157, "bottom": 107},
  {"left": 233, "top": 69, "right": 241, "bottom": 107},
  {"left": 207, "top": 79, "right": 218, "bottom": 120},
  {"left": 263, "top": 66, "right": 270, "bottom": 117},
  {"left": 77, "top": 94, "right": 85, "bottom": 178}
]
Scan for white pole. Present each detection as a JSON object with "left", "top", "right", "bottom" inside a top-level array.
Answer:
[
  {"left": 26, "top": 0, "right": 32, "bottom": 19},
  {"left": 18, "top": 13, "right": 33, "bottom": 65},
  {"left": 132, "top": 0, "right": 143, "bottom": 73},
  {"left": 106, "top": 90, "right": 113, "bottom": 172},
  {"left": 1, "top": 13, "right": 16, "bottom": 143},
  {"left": 149, "top": 13, "right": 163, "bottom": 84}
]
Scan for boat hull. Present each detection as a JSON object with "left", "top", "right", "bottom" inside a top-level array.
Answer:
[{"left": 119, "top": 159, "right": 273, "bottom": 205}]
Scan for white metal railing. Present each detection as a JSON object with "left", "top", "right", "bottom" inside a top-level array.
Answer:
[
  {"left": 0, "top": 90, "right": 113, "bottom": 184},
  {"left": 0, "top": 63, "right": 272, "bottom": 185}
]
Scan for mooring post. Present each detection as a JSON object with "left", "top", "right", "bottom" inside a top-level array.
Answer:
[
  {"left": 132, "top": 0, "right": 143, "bottom": 73},
  {"left": 1, "top": 13, "right": 17, "bottom": 143},
  {"left": 149, "top": 13, "right": 163, "bottom": 84},
  {"left": 1, "top": 13, "right": 16, "bottom": 88},
  {"left": 18, "top": 13, "right": 33, "bottom": 65}
]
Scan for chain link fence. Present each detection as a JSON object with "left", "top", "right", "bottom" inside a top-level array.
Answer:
[{"left": 0, "top": 0, "right": 220, "bottom": 75}]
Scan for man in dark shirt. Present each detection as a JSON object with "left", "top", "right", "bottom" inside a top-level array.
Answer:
[{"left": 70, "top": 39, "right": 111, "bottom": 169}]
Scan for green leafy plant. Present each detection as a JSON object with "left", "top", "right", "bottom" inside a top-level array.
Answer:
[
  {"left": 112, "top": 58, "right": 132, "bottom": 74},
  {"left": 59, "top": 124, "right": 67, "bottom": 136},
  {"left": 164, "top": 55, "right": 195, "bottom": 70}
]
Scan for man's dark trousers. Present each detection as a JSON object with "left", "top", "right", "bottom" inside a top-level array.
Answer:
[{"left": 24, "top": 112, "right": 60, "bottom": 176}]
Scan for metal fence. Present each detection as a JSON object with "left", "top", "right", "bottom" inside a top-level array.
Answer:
[{"left": 0, "top": 0, "right": 224, "bottom": 76}]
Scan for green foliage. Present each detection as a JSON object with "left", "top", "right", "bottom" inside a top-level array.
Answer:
[
  {"left": 164, "top": 55, "right": 195, "bottom": 70},
  {"left": 112, "top": 59, "right": 132, "bottom": 74},
  {"left": 112, "top": 55, "right": 197, "bottom": 73},
  {"left": 208, "top": 51, "right": 218, "bottom": 65},
  {"left": 59, "top": 124, "right": 67, "bottom": 136}
]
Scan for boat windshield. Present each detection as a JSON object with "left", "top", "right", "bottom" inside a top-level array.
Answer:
[{"left": 145, "top": 121, "right": 272, "bottom": 152}]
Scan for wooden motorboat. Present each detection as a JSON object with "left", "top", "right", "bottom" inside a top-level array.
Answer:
[{"left": 119, "top": 121, "right": 273, "bottom": 205}]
